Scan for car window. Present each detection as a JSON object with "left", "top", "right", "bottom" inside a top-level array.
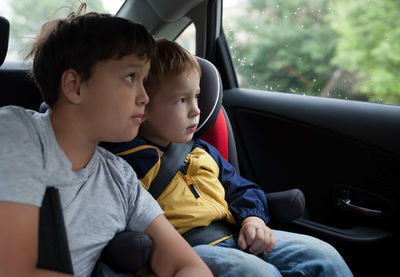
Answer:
[
  {"left": 1, "top": 0, "right": 125, "bottom": 63},
  {"left": 175, "top": 23, "right": 196, "bottom": 55},
  {"left": 223, "top": 0, "right": 400, "bottom": 105}
]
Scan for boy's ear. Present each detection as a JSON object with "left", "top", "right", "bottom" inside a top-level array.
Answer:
[{"left": 60, "top": 69, "right": 83, "bottom": 104}]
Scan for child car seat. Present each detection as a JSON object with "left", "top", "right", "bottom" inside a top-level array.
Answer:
[{"left": 195, "top": 57, "right": 305, "bottom": 223}]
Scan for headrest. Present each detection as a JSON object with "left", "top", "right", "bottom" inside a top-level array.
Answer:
[
  {"left": 0, "top": 16, "right": 10, "bottom": 66},
  {"left": 194, "top": 57, "right": 223, "bottom": 138}
]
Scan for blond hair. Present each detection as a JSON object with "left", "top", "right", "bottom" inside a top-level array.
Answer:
[{"left": 145, "top": 38, "right": 201, "bottom": 96}]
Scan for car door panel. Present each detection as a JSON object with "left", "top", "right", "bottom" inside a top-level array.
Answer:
[{"left": 223, "top": 87, "right": 399, "bottom": 275}]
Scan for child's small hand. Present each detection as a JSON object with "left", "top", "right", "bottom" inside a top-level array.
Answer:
[{"left": 238, "top": 216, "right": 275, "bottom": 255}]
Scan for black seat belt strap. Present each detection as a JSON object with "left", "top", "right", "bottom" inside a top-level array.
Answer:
[
  {"left": 148, "top": 140, "right": 195, "bottom": 200},
  {"left": 37, "top": 187, "right": 74, "bottom": 274}
]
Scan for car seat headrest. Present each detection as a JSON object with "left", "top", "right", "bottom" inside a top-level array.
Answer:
[
  {"left": 0, "top": 16, "right": 10, "bottom": 66},
  {"left": 194, "top": 57, "right": 223, "bottom": 138}
]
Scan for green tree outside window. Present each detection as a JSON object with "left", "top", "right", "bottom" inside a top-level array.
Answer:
[{"left": 224, "top": 0, "right": 400, "bottom": 105}]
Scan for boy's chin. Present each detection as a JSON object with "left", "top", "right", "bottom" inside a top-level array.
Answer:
[{"left": 174, "top": 135, "right": 194, "bottom": 144}]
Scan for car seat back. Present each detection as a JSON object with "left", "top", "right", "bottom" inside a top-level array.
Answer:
[
  {"left": 0, "top": 16, "right": 9, "bottom": 66},
  {"left": 0, "top": 16, "right": 42, "bottom": 110},
  {"left": 195, "top": 57, "right": 240, "bottom": 172},
  {"left": 194, "top": 57, "right": 305, "bottom": 223}
]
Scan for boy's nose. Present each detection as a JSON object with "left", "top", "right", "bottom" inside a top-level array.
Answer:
[
  {"left": 191, "top": 103, "right": 201, "bottom": 117},
  {"left": 137, "top": 85, "right": 149, "bottom": 106}
]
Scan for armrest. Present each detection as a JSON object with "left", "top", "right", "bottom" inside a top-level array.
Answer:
[
  {"left": 266, "top": 188, "right": 305, "bottom": 223},
  {"left": 99, "top": 231, "right": 152, "bottom": 273}
]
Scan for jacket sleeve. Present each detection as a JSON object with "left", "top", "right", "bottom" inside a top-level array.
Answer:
[{"left": 199, "top": 139, "right": 270, "bottom": 225}]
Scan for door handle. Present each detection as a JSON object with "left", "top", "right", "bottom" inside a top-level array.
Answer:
[{"left": 337, "top": 198, "right": 382, "bottom": 216}]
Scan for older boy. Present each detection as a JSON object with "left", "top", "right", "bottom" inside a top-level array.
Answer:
[
  {"left": 110, "top": 38, "right": 353, "bottom": 277},
  {"left": 0, "top": 10, "right": 212, "bottom": 277}
]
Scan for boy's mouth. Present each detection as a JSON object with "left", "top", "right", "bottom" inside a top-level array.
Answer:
[
  {"left": 187, "top": 124, "right": 198, "bottom": 132},
  {"left": 131, "top": 113, "right": 144, "bottom": 124}
]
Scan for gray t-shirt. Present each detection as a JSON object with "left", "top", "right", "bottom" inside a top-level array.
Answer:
[{"left": 0, "top": 106, "right": 163, "bottom": 277}]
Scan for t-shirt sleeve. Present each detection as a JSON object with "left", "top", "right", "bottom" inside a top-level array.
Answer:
[
  {"left": 123, "top": 163, "right": 163, "bottom": 232},
  {"left": 0, "top": 107, "right": 46, "bottom": 206}
]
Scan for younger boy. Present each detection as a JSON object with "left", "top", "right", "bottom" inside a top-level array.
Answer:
[
  {"left": 110, "top": 38, "right": 353, "bottom": 277},
  {"left": 0, "top": 10, "right": 212, "bottom": 277}
]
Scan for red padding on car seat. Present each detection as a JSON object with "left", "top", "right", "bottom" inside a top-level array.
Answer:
[{"left": 200, "top": 109, "right": 229, "bottom": 160}]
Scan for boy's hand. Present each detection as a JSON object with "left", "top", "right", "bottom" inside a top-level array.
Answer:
[{"left": 238, "top": 216, "right": 275, "bottom": 255}]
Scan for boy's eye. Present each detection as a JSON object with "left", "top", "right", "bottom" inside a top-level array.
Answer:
[
  {"left": 125, "top": 73, "right": 136, "bottom": 83},
  {"left": 177, "top": 98, "right": 185, "bottom": 104}
]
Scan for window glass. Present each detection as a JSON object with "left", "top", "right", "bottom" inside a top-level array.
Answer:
[
  {"left": 1, "top": 0, "right": 125, "bottom": 62},
  {"left": 175, "top": 23, "right": 196, "bottom": 55},
  {"left": 223, "top": 0, "right": 400, "bottom": 105}
]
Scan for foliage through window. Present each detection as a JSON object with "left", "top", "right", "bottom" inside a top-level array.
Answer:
[
  {"left": 223, "top": 0, "right": 400, "bottom": 105},
  {"left": 2, "top": 0, "right": 124, "bottom": 62}
]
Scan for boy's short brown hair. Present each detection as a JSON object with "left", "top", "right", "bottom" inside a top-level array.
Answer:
[
  {"left": 28, "top": 10, "right": 155, "bottom": 106},
  {"left": 144, "top": 38, "right": 201, "bottom": 96}
]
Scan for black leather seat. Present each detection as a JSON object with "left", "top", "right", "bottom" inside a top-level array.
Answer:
[{"left": 0, "top": 16, "right": 9, "bottom": 66}]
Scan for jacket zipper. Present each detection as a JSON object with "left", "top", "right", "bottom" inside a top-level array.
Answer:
[
  {"left": 183, "top": 174, "right": 223, "bottom": 217},
  {"left": 184, "top": 175, "right": 199, "bottom": 198}
]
